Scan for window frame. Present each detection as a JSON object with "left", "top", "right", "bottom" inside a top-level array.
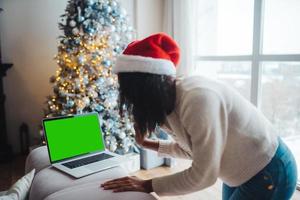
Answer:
[
  {"left": 195, "top": 0, "right": 300, "bottom": 107},
  {"left": 194, "top": 0, "right": 300, "bottom": 188}
]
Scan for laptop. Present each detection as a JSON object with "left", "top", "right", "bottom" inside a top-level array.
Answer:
[{"left": 43, "top": 112, "right": 123, "bottom": 178}]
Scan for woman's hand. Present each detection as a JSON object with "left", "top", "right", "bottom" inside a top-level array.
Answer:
[
  {"left": 134, "top": 123, "right": 159, "bottom": 151},
  {"left": 100, "top": 176, "right": 153, "bottom": 193}
]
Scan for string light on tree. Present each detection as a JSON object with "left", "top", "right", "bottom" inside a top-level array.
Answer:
[{"left": 44, "top": 0, "right": 137, "bottom": 154}]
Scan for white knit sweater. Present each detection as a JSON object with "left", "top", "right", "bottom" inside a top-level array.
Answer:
[{"left": 152, "top": 76, "right": 279, "bottom": 196}]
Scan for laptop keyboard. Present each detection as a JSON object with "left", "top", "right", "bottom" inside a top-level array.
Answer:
[{"left": 62, "top": 153, "right": 114, "bottom": 169}]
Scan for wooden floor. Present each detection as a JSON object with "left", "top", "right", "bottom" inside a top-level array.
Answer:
[
  {"left": 133, "top": 159, "right": 300, "bottom": 200},
  {"left": 0, "top": 155, "right": 26, "bottom": 191},
  {"left": 1, "top": 156, "right": 300, "bottom": 199}
]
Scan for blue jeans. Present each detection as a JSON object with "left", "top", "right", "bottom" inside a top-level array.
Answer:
[{"left": 223, "top": 138, "right": 298, "bottom": 200}]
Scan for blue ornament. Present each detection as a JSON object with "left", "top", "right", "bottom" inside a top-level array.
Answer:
[
  {"left": 106, "top": 6, "right": 112, "bottom": 13},
  {"left": 82, "top": 19, "right": 91, "bottom": 28},
  {"left": 83, "top": 76, "right": 89, "bottom": 85},
  {"left": 78, "top": 16, "right": 85, "bottom": 22},
  {"left": 84, "top": 7, "right": 93, "bottom": 18},
  {"left": 113, "top": 46, "right": 122, "bottom": 53},
  {"left": 102, "top": 5, "right": 112, "bottom": 14},
  {"left": 111, "top": 9, "right": 120, "bottom": 17},
  {"left": 66, "top": 48, "right": 72, "bottom": 53},
  {"left": 85, "top": 0, "right": 95, "bottom": 6},
  {"left": 99, "top": 17, "right": 105, "bottom": 25},
  {"left": 78, "top": 55, "right": 86, "bottom": 64},
  {"left": 105, "top": 16, "right": 113, "bottom": 24},
  {"left": 66, "top": 100, "right": 75, "bottom": 108},
  {"left": 96, "top": 77, "right": 105, "bottom": 86},
  {"left": 87, "top": 28, "right": 95, "bottom": 34},
  {"left": 95, "top": 104, "right": 104, "bottom": 112},
  {"left": 110, "top": 1, "right": 118, "bottom": 8},
  {"left": 102, "top": 60, "right": 111, "bottom": 67},
  {"left": 74, "top": 38, "right": 81, "bottom": 45},
  {"left": 92, "top": 3, "right": 101, "bottom": 10}
]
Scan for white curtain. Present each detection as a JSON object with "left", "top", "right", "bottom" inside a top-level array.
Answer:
[{"left": 163, "top": 0, "right": 196, "bottom": 77}]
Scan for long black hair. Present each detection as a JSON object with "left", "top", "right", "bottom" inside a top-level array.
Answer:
[{"left": 118, "top": 72, "right": 176, "bottom": 136}]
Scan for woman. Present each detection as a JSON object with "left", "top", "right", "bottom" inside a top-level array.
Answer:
[{"left": 101, "top": 33, "right": 298, "bottom": 199}]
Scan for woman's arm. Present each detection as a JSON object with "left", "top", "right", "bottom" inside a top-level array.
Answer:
[
  {"left": 136, "top": 127, "right": 192, "bottom": 159},
  {"left": 152, "top": 89, "right": 228, "bottom": 196},
  {"left": 139, "top": 138, "right": 160, "bottom": 151},
  {"left": 157, "top": 140, "right": 192, "bottom": 159}
]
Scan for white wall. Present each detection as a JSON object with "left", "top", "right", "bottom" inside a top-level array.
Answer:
[
  {"left": 0, "top": 0, "right": 67, "bottom": 153},
  {"left": 0, "top": 0, "right": 163, "bottom": 153},
  {"left": 135, "top": 0, "right": 164, "bottom": 38}
]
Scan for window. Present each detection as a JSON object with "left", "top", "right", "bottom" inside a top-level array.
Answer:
[
  {"left": 195, "top": 61, "right": 252, "bottom": 100},
  {"left": 194, "top": 0, "right": 300, "bottom": 186},
  {"left": 263, "top": 0, "right": 300, "bottom": 54},
  {"left": 195, "top": 0, "right": 254, "bottom": 56},
  {"left": 261, "top": 62, "right": 300, "bottom": 138}
]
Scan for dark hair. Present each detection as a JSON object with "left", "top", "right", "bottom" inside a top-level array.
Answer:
[{"left": 118, "top": 73, "right": 176, "bottom": 136}]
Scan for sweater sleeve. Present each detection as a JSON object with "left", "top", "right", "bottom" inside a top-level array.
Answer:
[
  {"left": 157, "top": 140, "right": 192, "bottom": 159},
  {"left": 152, "top": 89, "right": 228, "bottom": 196}
]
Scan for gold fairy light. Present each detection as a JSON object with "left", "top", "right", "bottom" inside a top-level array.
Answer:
[{"left": 42, "top": 0, "right": 137, "bottom": 153}]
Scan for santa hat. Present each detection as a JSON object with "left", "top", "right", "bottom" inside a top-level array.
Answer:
[{"left": 112, "top": 33, "right": 180, "bottom": 76}]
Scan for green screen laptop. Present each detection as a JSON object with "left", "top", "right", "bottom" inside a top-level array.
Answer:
[{"left": 43, "top": 112, "right": 121, "bottom": 178}]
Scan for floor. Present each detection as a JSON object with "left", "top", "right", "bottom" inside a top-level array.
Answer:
[
  {"left": 133, "top": 159, "right": 300, "bottom": 200},
  {"left": 0, "top": 156, "right": 300, "bottom": 199},
  {"left": 0, "top": 155, "right": 26, "bottom": 191}
]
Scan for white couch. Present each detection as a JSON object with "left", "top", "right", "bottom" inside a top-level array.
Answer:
[{"left": 25, "top": 146, "right": 157, "bottom": 200}]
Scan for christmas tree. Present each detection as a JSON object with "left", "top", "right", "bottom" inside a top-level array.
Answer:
[{"left": 44, "top": 0, "right": 137, "bottom": 154}]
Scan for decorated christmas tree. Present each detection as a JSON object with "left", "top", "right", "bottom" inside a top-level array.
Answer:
[{"left": 44, "top": 0, "right": 137, "bottom": 154}]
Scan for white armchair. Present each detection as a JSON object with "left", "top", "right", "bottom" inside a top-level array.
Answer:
[{"left": 25, "top": 146, "right": 156, "bottom": 200}]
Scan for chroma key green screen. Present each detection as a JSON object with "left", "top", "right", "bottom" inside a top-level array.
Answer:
[{"left": 43, "top": 113, "right": 105, "bottom": 163}]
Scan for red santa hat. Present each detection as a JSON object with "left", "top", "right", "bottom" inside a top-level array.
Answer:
[{"left": 113, "top": 33, "right": 180, "bottom": 76}]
